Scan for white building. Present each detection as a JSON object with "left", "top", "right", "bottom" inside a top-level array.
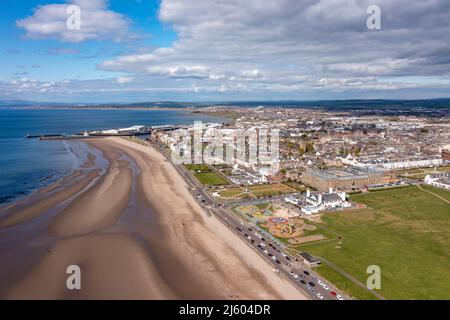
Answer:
[
  {"left": 301, "top": 188, "right": 350, "bottom": 214},
  {"left": 424, "top": 174, "right": 450, "bottom": 190},
  {"left": 341, "top": 155, "right": 443, "bottom": 170},
  {"left": 91, "top": 125, "right": 147, "bottom": 135},
  {"left": 285, "top": 195, "right": 300, "bottom": 205}
]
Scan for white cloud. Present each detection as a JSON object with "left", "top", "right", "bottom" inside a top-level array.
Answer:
[
  {"left": 10, "top": 0, "right": 450, "bottom": 100},
  {"left": 96, "top": 0, "right": 450, "bottom": 98},
  {"left": 16, "top": 0, "right": 131, "bottom": 43},
  {"left": 116, "top": 76, "right": 134, "bottom": 84},
  {"left": 241, "top": 69, "right": 262, "bottom": 79}
]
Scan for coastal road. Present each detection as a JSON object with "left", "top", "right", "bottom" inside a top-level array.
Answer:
[{"left": 152, "top": 141, "right": 346, "bottom": 301}]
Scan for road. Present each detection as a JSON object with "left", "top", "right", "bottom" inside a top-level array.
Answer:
[{"left": 149, "top": 140, "right": 347, "bottom": 301}]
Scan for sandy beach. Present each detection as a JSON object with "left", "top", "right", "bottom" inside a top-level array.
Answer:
[{"left": 0, "top": 137, "right": 306, "bottom": 300}]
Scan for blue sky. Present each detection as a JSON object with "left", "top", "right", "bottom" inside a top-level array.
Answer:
[
  {"left": 1, "top": 0, "right": 450, "bottom": 103},
  {"left": 0, "top": 0, "right": 176, "bottom": 82}
]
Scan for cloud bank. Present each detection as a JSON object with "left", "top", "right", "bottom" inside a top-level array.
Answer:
[
  {"left": 17, "top": 0, "right": 130, "bottom": 43},
  {"left": 9, "top": 0, "right": 450, "bottom": 101}
]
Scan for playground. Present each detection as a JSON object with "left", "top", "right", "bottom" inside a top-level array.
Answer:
[{"left": 233, "top": 203, "right": 324, "bottom": 243}]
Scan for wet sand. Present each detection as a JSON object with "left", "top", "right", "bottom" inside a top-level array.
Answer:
[{"left": 0, "top": 137, "right": 306, "bottom": 300}]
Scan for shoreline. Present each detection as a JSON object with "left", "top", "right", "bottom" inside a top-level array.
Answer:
[{"left": 0, "top": 137, "right": 306, "bottom": 300}]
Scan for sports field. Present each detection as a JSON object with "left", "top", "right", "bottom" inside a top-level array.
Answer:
[
  {"left": 249, "top": 184, "right": 296, "bottom": 197},
  {"left": 296, "top": 186, "right": 450, "bottom": 299},
  {"left": 194, "top": 172, "right": 229, "bottom": 186},
  {"left": 185, "top": 163, "right": 230, "bottom": 186},
  {"left": 218, "top": 183, "right": 296, "bottom": 199}
]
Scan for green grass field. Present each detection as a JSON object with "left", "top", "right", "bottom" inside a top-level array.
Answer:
[
  {"left": 184, "top": 164, "right": 211, "bottom": 172},
  {"left": 297, "top": 186, "right": 450, "bottom": 299},
  {"left": 283, "top": 181, "right": 307, "bottom": 192},
  {"left": 248, "top": 183, "right": 296, "bottom": 197},
  {"left": 194, "top": 172, "right": 229, "bottom": 186},
  {"left": 219, "top": 188, "right": 246, "bottom": 198},
  {"left": 315, "top": 265, "right": 378, "bottom": 300},
  {"left": 420, "top": 184, "right": 450, "bottom": 202},
  {"left": 217, "top": 183, "right": 296, "bottom": 199}
]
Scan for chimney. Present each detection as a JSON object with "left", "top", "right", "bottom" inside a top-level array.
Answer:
[
  {"left": 306, "top": 189, "right": 310, "bottom": 198},
  {"left": 329, "top": 187, "right": 333, "bottom": 194}
]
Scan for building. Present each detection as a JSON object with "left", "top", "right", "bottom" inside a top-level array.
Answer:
[
  {"left": 90, "top": 125, "right": 148, "bottom": 136},
  {"left": 299, "top": 252, "right": 321, "bottom": 267},
  {"left": 424, "top": 173, "right": 450, "bottom": 190},
  {"left": 300, "top": 188, "right": 351, "bottom": 214},
  {"left": 341, "top": 155, "right": 443, "bottom": 170},
  {"left": 302, "top": 167, "right": 395, "bottom": 191},
  {"left": 284, "top": 195, "right": 300, "bottom": 205}
]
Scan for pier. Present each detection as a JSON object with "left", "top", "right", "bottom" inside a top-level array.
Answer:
[{"left": 25, "top": 124, "right": 185, "bottom": 140}]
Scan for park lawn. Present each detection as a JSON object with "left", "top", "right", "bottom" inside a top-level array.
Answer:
[
  {"left": 194, "top": 172, "right": 229, "bottom": 186},
  {"left": 185, "top": 164, "right": 211, "bottom": 172},
  {"left": 219, "top": 188, "right": 245, "bottom": 198},
  {"left": 298, "top": 219, "right": 338, "bottom": 240},
  {"left": 315, "top": 265, "right": 378, "bottom": 300},
  {"left": 420, "top": 184, "right": 450, "bottom": 202},
  {"left": 248, "top": 184, "right": 295, "bottom": 197},
  {"left": 297, "top": 186, "right": 450, "bottom": 299},
  {"left": 284, "top": 181, "right": 306, "bottom": 192}
]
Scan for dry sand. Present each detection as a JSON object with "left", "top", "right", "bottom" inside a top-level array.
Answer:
[{"left": 0, "top": 137, "right": 306, "bottom": 300}]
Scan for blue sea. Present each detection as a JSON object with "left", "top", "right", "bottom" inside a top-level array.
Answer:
[{"left": 0, "top": 108, "right": 227, "bottom": 204}]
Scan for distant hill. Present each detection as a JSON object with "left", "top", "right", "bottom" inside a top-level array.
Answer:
[{"left": 1, "top": 98, "right": 449, "bottom": 117}]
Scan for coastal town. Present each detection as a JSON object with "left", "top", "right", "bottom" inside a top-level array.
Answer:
[
  {"left": 13, "top": 104, "right": 450, "bottom": 300},
  {"left": 2, "top": 0, "right": 450, "bottom": 306},
  {"left": 142, "top": 105, "right": 450, "bottom": 300}
]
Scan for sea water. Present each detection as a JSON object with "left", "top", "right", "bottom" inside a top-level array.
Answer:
[{"left": 0, "top": 108, "right": 227, "bottom": 204}]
